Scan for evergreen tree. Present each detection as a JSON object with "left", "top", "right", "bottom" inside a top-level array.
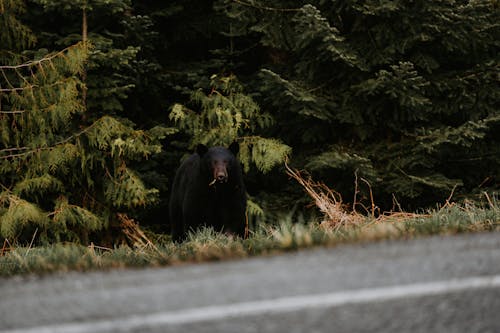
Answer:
[
  {"left": 27, "top": 0, "right": 141, "bottom": 118},
  {"left": 0, "top": 5, "right": 169, "bottom": 244},
  {"left": 217, "top": 0, "right": 500, "bottom": 208}
]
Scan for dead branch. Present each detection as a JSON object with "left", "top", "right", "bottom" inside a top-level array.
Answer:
[
  {"left": 118, "top": 213, "right": 159, "bottom": 252},
  {"left": 285, "top": 161, "right": 363, "bottom": 229}
]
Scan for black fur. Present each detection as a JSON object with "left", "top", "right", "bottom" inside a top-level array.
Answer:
[{"left": 169, "top": 142, "right": 246, "bottom": 242}]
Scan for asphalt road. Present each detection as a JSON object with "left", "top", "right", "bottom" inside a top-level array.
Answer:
[{"left": 1, "top": 232, "right": 499, "bottom": 333}]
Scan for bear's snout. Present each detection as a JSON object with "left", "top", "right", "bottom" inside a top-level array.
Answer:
[
  {"left": 212, "top": 159, "right": 229, "bottom": 183},
  {"left": 214, "top": 170, "right": 228, "bottom": 183}
]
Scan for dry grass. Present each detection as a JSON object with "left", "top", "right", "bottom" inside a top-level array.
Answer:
[
  {"left": 285, "top": 161, "right": 499, "bottom": 236},
  {"left": 285, "top": 162, "right": 364, "bottom": 230}
]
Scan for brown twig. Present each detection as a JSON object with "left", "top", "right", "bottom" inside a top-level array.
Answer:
[
  {"left": 483, "top": 192, "right": 496, "bottom": 210},
  {"left": 1, "top": 239, "right": 12, "bottom": 256},
  {"left": 360, "top": 177, "right": 377, "bottom": 218},
  {"left": 445, "top": 184, "right": 458, "bottom": 206},
  {"left": 353, "top": 169, "right": 359, "bottom": 214},
  {"left": 244, "top": 210, "right": 250, "bottom": 239},
  {"left": 391, "top": 193, "right": 403, "bottom": 212},
  {"left": 88, "top": 242, "right": 112, "bottom": 252}
]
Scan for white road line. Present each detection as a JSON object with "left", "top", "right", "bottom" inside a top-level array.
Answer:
[{"left": 3, "top": 275, "right": 500, "bottom": 333}]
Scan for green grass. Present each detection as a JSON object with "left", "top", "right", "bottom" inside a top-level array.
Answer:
[{"left": 1, "top": 201, "right": 499, "bottom": 277}]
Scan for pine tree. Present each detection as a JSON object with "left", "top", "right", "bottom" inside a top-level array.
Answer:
[
  {"left": 0, "top": 4, "right": 170, "bottom": 244},
  {"left": 216, "top": 0, "right": 500, "bottom": 208},
  {"left": 28, "top": 0, "right": 141, "bottom": 118}
]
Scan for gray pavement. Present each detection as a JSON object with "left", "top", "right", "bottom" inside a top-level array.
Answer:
[{"left": 1, "top": 232, "right": 499, "bottom": 332}]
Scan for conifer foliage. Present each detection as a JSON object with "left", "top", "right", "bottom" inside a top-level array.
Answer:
[
  {"left": 170, "top": 74, "right": 291, "bottom": 173},
  {"left": 28, "top": 0, "right": 141, "bottom": 118},
  {"left": 0, "top": 0, "right": 36, "bottom": 63},
  {"left": 0, "top": 25, "right": 165, "bottom": 243},
  {"left": 1, "top": 0, "right": 498, "bottom": 245},
  {"left": 217, "top": 0, "right": 500, "bottom": 207}
]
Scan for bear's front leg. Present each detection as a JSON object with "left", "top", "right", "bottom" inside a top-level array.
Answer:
[{"left": 182, "top": 198, "right": 208, "bottom": 239}]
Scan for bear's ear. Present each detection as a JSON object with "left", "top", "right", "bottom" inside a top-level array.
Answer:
[
  {"left": 228, "top": 141, "right": 239, "bottom": 155},
  {"left": 196, "top": 144, "right": 208, "bottom": 156}
]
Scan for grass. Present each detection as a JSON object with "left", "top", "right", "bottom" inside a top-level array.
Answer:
[
  {"left": 1, "top": 201, "right": 498, "bottom": 277},
  {"left": 1, "top": 166, "right": 499, "bottom": 277}
]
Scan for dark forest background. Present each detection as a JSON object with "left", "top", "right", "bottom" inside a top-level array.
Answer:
[{"left": 1, "top": 0, "right": 498, "bottom": 244}]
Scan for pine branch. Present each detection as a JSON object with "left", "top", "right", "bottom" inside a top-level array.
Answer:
[
  {"left": 0, "top": 119, "right": 98, "bottom": 160},
  {"left": 0, "top": 44, "right": 80, "bottom": 70},
  {"left": 231, "top": 0, "right": 300, "bottom": 12}
]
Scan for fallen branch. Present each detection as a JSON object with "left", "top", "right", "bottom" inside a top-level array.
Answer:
[
  {"left": 285, "top": 161, "right": 363, "bottom": 229},
  {"left": 118, "top": 213, "right": 158, "bottom": 252}
]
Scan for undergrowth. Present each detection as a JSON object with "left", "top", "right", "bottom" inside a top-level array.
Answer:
[{"left": 1, "top": 166, "right": 499, "bottom": 277}]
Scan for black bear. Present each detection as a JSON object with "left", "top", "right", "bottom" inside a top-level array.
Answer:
[{"left": 169, "top": 142, "right": 247, "bottom": 242}]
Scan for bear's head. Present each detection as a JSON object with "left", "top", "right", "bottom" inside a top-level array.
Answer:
[{"left": 196, "top": 142, "right": 240, "bottom": 185}]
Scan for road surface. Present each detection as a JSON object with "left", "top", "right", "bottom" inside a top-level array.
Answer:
[{"left": 1, "top": 232, "right": 499, "bottom": 332}]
